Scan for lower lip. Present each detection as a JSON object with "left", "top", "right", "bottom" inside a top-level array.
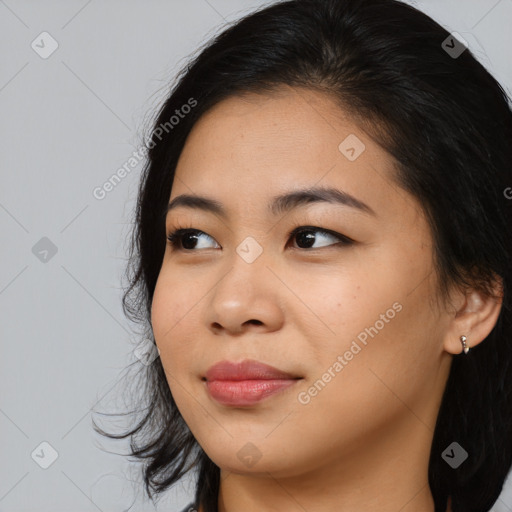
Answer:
[{"left": 205, "top": 379, "right": 299, "bottom": 406}]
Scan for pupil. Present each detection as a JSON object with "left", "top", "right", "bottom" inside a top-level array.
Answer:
[
  {"left": 182, "top": 233, "right": 198, "bottom": 250},
  {"left": 296, "top": 230, "right": 315, "bottom": 248}
]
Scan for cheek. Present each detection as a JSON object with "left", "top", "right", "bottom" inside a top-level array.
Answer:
[
  {"left": 151, "top": 270, "right": 195, "bottom": 338},
  {"left": 292, "top": 303, "right": 436, "bottom": 445},
  {"left": 302, "top": 259, "right": 436, "bottom": 377},
  {"left": 150, "top": 282, "right": 191, "bottom": 412},
  {"left": 150, "top": 279, "right": 171, "bottom": 342},
  {"left": 151, "top": 276, "right": 189, "bottom": 364},
  {"left": 299, "top": 270, "right": 386, "bottom": 346},
  {"left": 151, "top": 272, "right": 207, "bottom": 381}
]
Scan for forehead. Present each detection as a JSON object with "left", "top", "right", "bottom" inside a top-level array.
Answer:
[
  {"left": 170, "top": 87, "right": 414, "bottom": 223},
  {"left": 177, "top": 87, "right": 356, "bottom": 174}
]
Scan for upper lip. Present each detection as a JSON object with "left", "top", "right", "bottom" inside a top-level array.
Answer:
[{"left": 204, "top": 359, "right": 302, "bottom": 382}]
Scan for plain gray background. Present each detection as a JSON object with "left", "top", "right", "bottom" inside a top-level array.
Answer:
[{"left": 1, "top": 1, "right": 512, "bottom": 511}]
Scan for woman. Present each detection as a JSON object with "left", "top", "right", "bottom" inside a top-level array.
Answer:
[{"left": 94, "top": 1, "right": 512, "bottom": 511}]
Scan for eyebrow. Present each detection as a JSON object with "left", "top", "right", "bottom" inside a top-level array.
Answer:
[{"left": 166, "top": 186, "right": 376, "bottom": 219}]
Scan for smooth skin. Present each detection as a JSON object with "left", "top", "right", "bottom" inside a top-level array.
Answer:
[{"left": 150, "top": 85, "right": 502, "bottom": 512}]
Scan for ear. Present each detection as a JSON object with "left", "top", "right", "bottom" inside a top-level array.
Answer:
[{"left": 443, "top": 276, "right": 504, "bottom": 355}]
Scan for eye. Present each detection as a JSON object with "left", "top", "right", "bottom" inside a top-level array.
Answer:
[
  {"left": 166, "top": 225, "right": 354, "bottom": 252},
  {"left": 287, "top": 226, "right": 354, "bottom": 250},
  {"left": 167, "top": 228, "right": 219, "bottom": 250}
]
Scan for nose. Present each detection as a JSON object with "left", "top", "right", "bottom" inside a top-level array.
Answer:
[{"left": 205, "top": 250, "right": 285, "bottom": 336}]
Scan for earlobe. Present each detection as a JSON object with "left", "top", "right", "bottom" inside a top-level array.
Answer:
[{"left": 443, "top": 279, "right": 504, "bottom": 355}]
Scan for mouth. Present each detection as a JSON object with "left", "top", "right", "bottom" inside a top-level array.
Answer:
[
  {"left": 204, "top": 358, "right": 302, "bottom": 381},
  {"left": 204, "top": 378, "right": 301, "bottom": 406},
  {"left": 203, "top": 359, "right": 303, "bottom": 407}
]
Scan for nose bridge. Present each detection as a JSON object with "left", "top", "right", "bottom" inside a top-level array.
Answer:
[
  {"left": 235, "top": 233, "right": 266, "bottom": 266},
  {"left": 206, "top": 234, "right": 282, "bottom": 332},
  {"left": 220, "top": 233, "right": 270, "bottom": 293}
]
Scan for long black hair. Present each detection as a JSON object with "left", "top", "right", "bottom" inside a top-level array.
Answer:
[{"left": 92, "top": 1, "right": 512, "bottom": 511}]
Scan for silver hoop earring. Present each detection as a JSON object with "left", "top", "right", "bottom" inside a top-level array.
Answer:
[{"left": 460, "top": 335, "right": 470, "bottom": 354}]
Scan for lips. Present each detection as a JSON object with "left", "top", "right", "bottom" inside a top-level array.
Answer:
[
  {"left": 204, "top": 359, "right": 301, "bottom": 382},
  {"left": 204, "top": 359, "right": 302, "bottom": 406}
]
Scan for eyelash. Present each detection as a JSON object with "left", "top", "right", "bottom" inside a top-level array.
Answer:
[{"left": 166, "top": 224, "right": 355, "bottom": 252}]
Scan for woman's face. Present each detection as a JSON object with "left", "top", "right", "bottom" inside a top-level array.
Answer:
[{"left": 151, "top": 87, "right": 454, "bottom": 483}]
